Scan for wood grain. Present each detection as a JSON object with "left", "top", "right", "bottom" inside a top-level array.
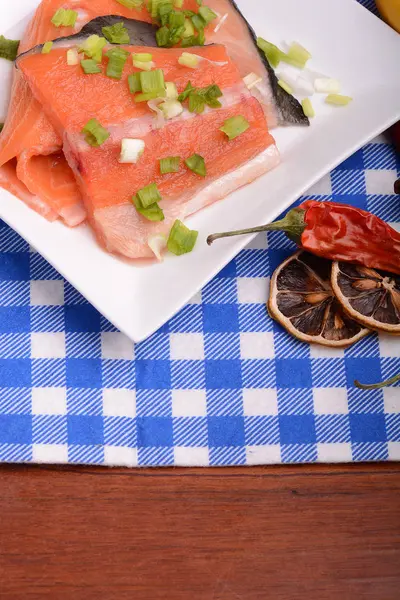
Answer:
[{"left": 0, "top": 464, "right": 399, "bottom": 600}]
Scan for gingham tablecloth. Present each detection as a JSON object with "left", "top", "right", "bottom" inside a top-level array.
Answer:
[{"left": 0, "top": 0, "right": 399, "bottom": 467}]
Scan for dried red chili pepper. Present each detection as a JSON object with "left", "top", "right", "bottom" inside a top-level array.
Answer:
[{"left": 207, "top": 200, "right": 400, "bottom": 275}]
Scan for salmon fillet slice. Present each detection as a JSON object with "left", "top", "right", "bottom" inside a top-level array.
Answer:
[{"left": 19, "top": 44, "right": 279, "bottom": 259}]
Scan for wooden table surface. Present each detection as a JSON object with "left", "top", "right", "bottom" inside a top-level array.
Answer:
[{"left": 0, "top": 463, "right": 399, "bottom": 599}]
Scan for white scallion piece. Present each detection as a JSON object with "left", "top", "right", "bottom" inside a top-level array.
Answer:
[
  {"left": 148, "top": 234, "right": 167, "bottom": 261},
  {"left": 67, "top": 48, "right": 79, "bottom": 66},
  {"left": 314, "top": 78, "right": 341, "bottom": 94},
  {"left": 119, "top": 139, "right": 145, "bottom": 164},
  {"left": 160, "top": 99, "right": 183, "bottom": 120}
]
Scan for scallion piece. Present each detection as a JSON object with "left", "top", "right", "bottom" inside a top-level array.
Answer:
[
  {"left": 51, "top": 8, "right": 78, "bottom": 27},
  {"left": 256, "top": 37, "right": 284, "bottom": 69},
  {"left": 160, "top": 156, "right": 180, "bottom": 174},
  {"left": 133, "top": 196, "right": 165, "bottom": 221},
  {"left": 196, "top": 0, "right": 203, "bottom": 5},
  {"left": 165, "top": 82, "right": 178, "bottom": 99},
  {"left": 167, "top": 220, "right": 198, "bottom": 255},
  {"left": 160, "top": 99, "right": 183, "bottom": 119},
  {"left": 0, "top": 36, "right": 20, "bottom": 61},
  {"left": 134, "top": 91, "right": 166, "bottom": 102},
  {"left": 183, "top": 18, "right": 195, "bottom": 38},
  {"left": 174, "top": 0, "right": 183, "bottom": 7},
  {"left": 286, "top": 41, "right": 311, "bottom": 69},
  {"left": 133, "top": 53, "right": 153, "bottom": 62},
  {"left": 156, "top": 26, "right": 170, "bottom": 47},
  {"left": 106, "top": 47, "right": 129, "bottom": 79},
  {"left": 178, "top": 52, "right": 200, "bottom": 69},
  {"left": 42, "top": 41, "right": 53, "bottom": 54},
  {"left": 133, "top": 60, "right": 155, "bottom": 71},
  {"left": 137, "top": 182, "right": 162, "bottom": 208},
  {"left": 188, "top": 93, "right": 205, "bottom": 114},
  {"left": 115, "top": 0, "right": 144, "bottom": 8},
  {"left": 79, "top": 35, "right": 107, "bottom": 62},
  {"left": 301, "top": 98, "right": 315, "bottom": 118},
  {"left": 198, "top": 6, "right": 217, "bottom": 25},
  {"left": 102, "top": 21, "right": 130, "bottom": 44},
  {"left": 140, "top": 69, "right": 165, "bottom": 94},
  {"left": 191, "top": 14, "right": 205, "bottom": 32},
  {"left": 128, "top": 72, "right": 142, "bottom": 93},
  {"left": 220, "top": 115, "right": 249, "bottom": 140},
  {"left": 67, "top": 48, "right": 79, "bottom": 65},
  {"left": 81, "top": 59, "right": 102, "bottom": 74},
  {"left": 159, "top": 2, "right": 174, "bottom": 26},
  {"left": 325, "top": 94, "right": 353, "bottom": 106},
  {"left": 178, "top": 81, "right": 195, "bottom": 102},
  {"left": 185, "top": 153, "right": 206, "bottom": 177},
  {"left": 278, "top": 79, "right": 293, "bottom": 95},
  {"left": 169, "top": 11, "right": 185, "bottom": 28},
  {"left": 120, "top": 139, "right": 145, "bottom": 164},
  {"left": 82, "top": 119, "right": 110, "bottom": 146}
]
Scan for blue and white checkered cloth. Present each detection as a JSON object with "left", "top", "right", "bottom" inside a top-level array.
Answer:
[{"left": 0, "top": 0, "right": 398, "bottom": 467}]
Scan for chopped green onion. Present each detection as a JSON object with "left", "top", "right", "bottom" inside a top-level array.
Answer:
[
  {"left": 82, "top": 119, "right": 110, "bottom": 146},
  {"left": 185, "top": 153, "right": 206, "bottom": 177},
  {"left": 173, "top": 0, "right": 183, "bottom": 7},
  {"left": 286, "top": 41, "right": 311, "bottom": 69},
  {"left": 81, "top": 59, "right": 102, "bottom": 74},
  {"left": 134, "top": 90, "right": 166, "bottom": 102},
  {"left": 198, "top": 6, "right": 217, "bottom": 25},
  {"left": 133, "top": 53, "right": 153, "bottom": 62},
  {"left": 120, "top": 139, "right": 145, "bottom": 163},
  {"left": 181, "top": 34, "right": 200, "bottom": 48},
  {"left": 67, "top": 48, "right": 79, "bottom": 65},
  {"left": 188, "top": 93, "right": 205, "bottom": 114},
  {"left": 314, "top": 78, "right": 341, "bottom": 94},
  {"left": 115, "top": 0, "right": 144, "bottom": 8},
  {"left": 169, "top": 26, "right": 185, "bottom": 45},
  {"left": 133, "top": 196, "right": 165, "bottom": 221},
  {"left": 151, "top": 0, "right": 171, "bottom": 18},
  {"left": 178, "top": 81, "right": 195, "bottom": 102},
  {"left": 128, "top": 72, "right": 142, "bottom": 93},
  {"left": 148, "top": 234, "right": 168, "bottom": 260},
  {"left": 178, "top": 52, "right": 200, "bottom": 69},
  {"left": 160, "top": 99, "right": 183, "bottom": 119},
  {"left": 196, "top": 0, "right": 203, "bottom": 5},
  {"left": 168, "top": 11, "right": 184, "bottom": 28},
  {"left": 0, "top": 36, "right": 20, "bottom": 61},
  {"left": 140, "top": 69, "right": 165, "bottom": 94},
  {"left": 256, "top": 38, "right": 284, "bottom": 69},
  {"left": 156, "top": 26, "right": 170, "bottom": 47},
  {"left": 51, "top": 8, "right": 78, "bottom": 27},
  {"left": 325, "top": 94, "right": 353, "bottom": 106},
  {"left": 165, "top": 82, "right": 178, "bottom": 99},
  {"left": 167, "top": 220, "right": 198, "bottom": 255},
  {"left": 159, "top": 2, "right": 174, "bottom": 26},
  {"left": 220, "top": 115, "right": 250, "bottom": 140},
  {"left": 106, "top": 47, "right": 129, "bottom": 79},
  {"left": 278, "top": 79, "right": 293, "bottom": 95},
  {"left": 301, "top": 98, "right": 315, "bottom": 118},
  {"left": 179, "top": 82, "right": 222, "bottom": 112},
  {"left": 183, "top": 18, "right": 195, "bottom": 38},
  {"left": 42, "top": 41, "right": 53, "bottom": 54},
  {"left": 137, "top": 182, "right": 162, "bottom": 208},
  {"left": 191, "top": 14, "right": 205, "bottom": 32},
  {"left": 133, "top": 59, "right": 155, "bottom": 71},
  {"left": 102, "top": 21, "right": 130, "bottom": 44},
  {"left": 160, "top": 156, "right": 180, "bottom": 174},
  {"left": 79, "top": 35, "right": 107, "bottom": 62}
]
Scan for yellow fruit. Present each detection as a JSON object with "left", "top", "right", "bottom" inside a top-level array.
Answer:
[{"left": 376, "top": 0, "right": 400, "bottom": 32}]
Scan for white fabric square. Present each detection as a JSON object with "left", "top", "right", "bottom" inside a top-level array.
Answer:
[
  {"left": 310, "top": 345, "right": 345, "bottom": 359},
  {"left": 237, "top": 277, "right": 269, "bottom": 304},
  {"left": 313, "top": 388, "right": 348, "bottom": 414},
  {"left": 388, "top": 442, "right": 400, "bottom": 461},
  {"left": 170, "top": 333, "right": 204, "bottom": 360},
  {"left": 246, "top": 445, "right": 281, "bottom": 465},
  {"left": 308, "top": 173, "right": 332, "bottom": 195},
  {"left": 31, "top": 332, "right": 65, "bottom": 359},
  {"left": 243, "top": 388, "right": 278, "bottom": 416},
  {"left": 240, "top": 332, "right": 275, "bottom": 359},
  {"left": 33, "top": 444, "right": 68, "bottom": 464},
  {"left": 365, "top": 169, "right": 396, "bottom": 194},
  {"left": 317, "top": 443, "right": 352, "bottom": 462},
  {"left": 104, "top": 446, "right": 138, "bottom": 467},
  {"left": 246, "top": 233, "right": 268, "bottom": 250},
  {"left": 101, "top": 332, "right": 134, "bottom": 360},
  {"left": 172, "top": 389, "right": 207, "bottom": 417},
  {"left": 32, "top": 388, "right": 67, "bottom": 415},
  {"left": 174, "top": 446, "right": 209, "bottom": 466},
  {"left": 379, "top": 334, "right": 400, "bottom": 358},
  {"left": 383, "top": 388, "right": 400, "bottom": 414},
  {"left": 30, "top": 280, "right": 64, "bottom": 306},
  {"left": 103, "top": 389, "right": 136, "bottom": 417}
]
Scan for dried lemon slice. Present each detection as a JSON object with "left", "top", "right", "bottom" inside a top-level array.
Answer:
[
  {"left": 268, "top": 251, "right": 370, "bottom": 347},
  {"left": 331, "top": 262, "right": 400, "bottom": 335}
]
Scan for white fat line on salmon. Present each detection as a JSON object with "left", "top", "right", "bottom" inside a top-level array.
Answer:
[{"left": 69, "top": 83, "right": 252, "bottom": 152}]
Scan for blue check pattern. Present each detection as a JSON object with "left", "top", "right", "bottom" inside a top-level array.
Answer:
[{"left": 0, "top": 0, "right": 398, "bottom": 467}]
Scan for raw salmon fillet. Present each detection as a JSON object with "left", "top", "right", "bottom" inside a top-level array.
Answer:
[{"left": 19, "top": 44, "right": 279, "bottom": 258}]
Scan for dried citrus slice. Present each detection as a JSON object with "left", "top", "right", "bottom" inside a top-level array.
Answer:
[
  {"left": 268, "top": 251, "right": 370, "bottom": 347},
  {"left": 331, "top": 262, "right": 400, "bottom": 335}
]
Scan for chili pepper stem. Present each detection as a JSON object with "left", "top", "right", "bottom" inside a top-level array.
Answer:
[
  {"left": 207, "top": 208, "right": 306, "bottom": 246},
  {"left": 355, "top": 372, "right": 400, "bottom": 390}
]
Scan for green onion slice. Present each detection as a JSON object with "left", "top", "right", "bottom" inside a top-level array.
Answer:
[
  {"left": 140, "top": 69, "right": 165, "bottom": 94},
  {"left": 82, "top": 119, "right": 110, "bottom": 146},
  {"left": 115, "top": 0, "right": 144, "bottom": 8},
  {"left": 81, "top": 59, "right": 102, "bottom": 74},
  {"left": 325, "top": 94, "right": 353, "bottom": 106},
  {"left": 0, "top": 36, "right": 20, "bottom": 61},
  {"left": 191, "top": 14, "right": 205, "bottom": 32},
  {"left": 301, "top": 98, "right": 315, "bottom": 118},
  {"left": 128, "top": 72, "right": 142, "bottom": 93},
  {"left": 156, "top": 26, "right": 170, "bottom": 47},
  {"left": 167, "top": 220, "right": 198, "bottom": 255},
  {"left": 79, "top": 35, "right": 107, "bottom": 62},
  {"left": 256, "top": 37, "right": 284, "bottom": 69},
  {"left": 277, "top": 79, "right": 293, "bottom": 95},
  {"left": 132, "top": 53, "right": 153, "bottom": 62},
  {"left": 185, "top": 153, "right": 206, "bottom": 177},
  {"left": 220, "top": 115, "right": 250, "bottom": 140},
  {"left": 159, "top": 3, "right": 174, "bottom": 26},
  {"left": 169, "top": 11, "right": 185, "bottom": 28},
  {"left": 134, "top": 90, "right": 166, "bottom": 102},
  {"left": 106, "top": 47, "right": 129, "bottom": 79},
  {"left": 133, "top": 196, "right": 165, "bottom": 221},
  {"left": 286, "top": 42, "right": 311, "bottom": 69},
  {"left": 188, "top": 93, "right": 205, "bottom": 114},
  {"left": 178, "top": 81, "right": 195, "bottom": 102},
  {"left": 51, "top": 8, "right": 78, "bottom": 27},
  {"left": 137, "top": 182, "right": 162, "bottom": 208},
  {"left": 174, "top": 0, "right": 184, "bottom": 7},
  {"left": 178, "top": 52, "right": 200, "bottom": 69},
  {"left": 160, "top": 156, "right": 180, "bottom": 174},
  {"left": 198, "top": 6, "right": 217, "bottom": 25},
  {"left": 102, "top": 21, "right": 130, "bottom": 44},
  {"left": 42, "top": 41, "right": 53, "bottom": 54}
]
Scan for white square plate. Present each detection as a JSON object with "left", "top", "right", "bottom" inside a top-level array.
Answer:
[{"left": 1, "top": 0, "right": 399, "bottom": 342}]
